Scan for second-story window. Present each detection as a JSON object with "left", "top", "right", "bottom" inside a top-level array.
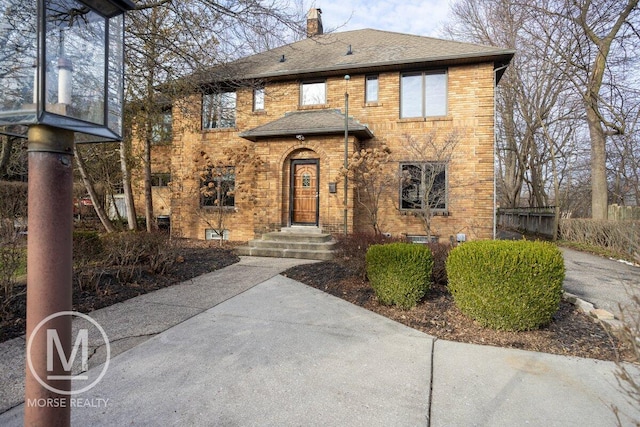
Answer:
[
  {"left": 300, "top": 80, "right": 326, "bottom": 106},
  {"left": 365, "top": 75, "right": 378, "bottom": 103},
  {"left": 253, "top": 87, "right": 265, "bottom": 111},
  {"left": 150, "top": 110, "right": 172, "bottom": 145},
  {"left": 400, "top": 70, "right": 447, "bottom": 118},
  {"left": 203, "top": 91, "right": 236, "bottom": 129}
]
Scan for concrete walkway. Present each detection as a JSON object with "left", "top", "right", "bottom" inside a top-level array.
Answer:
[{"left": 1, "top": 255, "right": 639, "bottom": 426}]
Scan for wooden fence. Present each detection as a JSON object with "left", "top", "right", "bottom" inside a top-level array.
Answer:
[
  {"left": 608, "top": 204, "right": 640, "bottom": 221},
  {"left": 497, "top": 207, "right": 556, "bottom": 238}
]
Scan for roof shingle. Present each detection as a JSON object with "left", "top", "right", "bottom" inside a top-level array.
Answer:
[
  {"left": 206, "top": 29, "right": 514, "bottom": 82},
  {"left": 239, "top": 109, "right": 373, "bottom": 142}
]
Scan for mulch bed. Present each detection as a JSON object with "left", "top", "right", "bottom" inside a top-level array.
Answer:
[
  {"left": 283, "top": 261, "right": 634, "bottom": 362},
  {"left": 3, "top": 242, "right": 634, "bottom": 363},
  {"left": 0, "top": 241, "right": 239, "bottom": 343}
]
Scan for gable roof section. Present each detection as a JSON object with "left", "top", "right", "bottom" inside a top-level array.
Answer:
[
  {"left": 203, "top": 29, "right": 514, "bottom": 84},
  {"left": 239, "top": 109, "right": 374, "bottom": 142}
]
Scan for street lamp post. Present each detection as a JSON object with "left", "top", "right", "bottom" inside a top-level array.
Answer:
[
  {"left": 343, "top": 75, "right": 350, "bottom": 236},
  {"left": 0, "top": 1, "right": 134, "bottom": 425}
]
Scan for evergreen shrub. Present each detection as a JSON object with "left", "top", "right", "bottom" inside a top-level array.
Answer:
[
  {"left": 365, "top": 242, "right": 433, "bottom": 309},
  {"left": 446, "top": 240, "right": 565, "bottom": 331}
]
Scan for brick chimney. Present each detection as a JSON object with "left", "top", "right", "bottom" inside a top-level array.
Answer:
[{"left": 306, "top": 8, "right": 323, "bottom": 37}]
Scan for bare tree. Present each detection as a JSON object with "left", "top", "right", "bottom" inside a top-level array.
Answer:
[
  {"left": 341, "top": 144, "right": 392, "bottom": 235},
  {"left": 398, "top": 131, "right": 460, "bottom": 240},
  {"left": 608, "top": 99, "right": 640, "bottom": 207},
  {"left": 0, "top": 136, "right": 27, "bottom": 181},
  {"left": 0, "top": 137, "right": 12, "bottom": 178},
  {"left": 447, "top": 0, "right": 640, "bottom": 221},
  {"left": 119, "top": 133, "right": 138, "bottom": 230},
  {"left": 74, "top": 145, "right": 117, "bottom": 233},
  {"left": 525, "top": 0, "right": 639, "bottom": 219}
]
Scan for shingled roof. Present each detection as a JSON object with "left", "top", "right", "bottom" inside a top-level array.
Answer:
[
  {"left": 202, "top": 29, "right": 514, "bottom": 84},
  {"left": 239, "top": 109, "right": 374, "bottom": 142}
]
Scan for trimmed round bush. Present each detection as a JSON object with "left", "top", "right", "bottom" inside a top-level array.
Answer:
[
  {"left": 366, "top": 242, "right": 433, "bottom": 309},
  {"left": 446, "top": 240, "right": 565, "bottom": 331}
]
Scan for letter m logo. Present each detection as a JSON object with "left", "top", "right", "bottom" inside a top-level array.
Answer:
[{"left": 46, "top": 329, "right": 89, "bottom": 378}]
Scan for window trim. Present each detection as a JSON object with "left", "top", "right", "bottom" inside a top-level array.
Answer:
[
  {"left": 365, "top": 74, "right": 379, "bottom": 103},
  {"left": 400, "top": 70, "right": 448, "bottom": 119},
  {"left": 202, "top": 91, "right": 237, "bottom": 130},
  {"left": 200, "top": 166, "right": 236, "bottom": 208},
  {"left": 399, "top": 162, "right": 448, "bottom": 212},
  {"left": 300, "top": 80, "right": 327, "bottom": 106}
]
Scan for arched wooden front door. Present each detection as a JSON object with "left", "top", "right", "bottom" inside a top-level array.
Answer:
[{"left": 290, "top": 159, "right": 319, "bottom": 225}]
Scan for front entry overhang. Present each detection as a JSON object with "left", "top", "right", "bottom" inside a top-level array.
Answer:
[{"left": 239, "top": 109, "right": 374, "bottom": 142}]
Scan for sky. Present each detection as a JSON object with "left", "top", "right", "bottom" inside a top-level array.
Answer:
[{"left": 307, "top": 0, "right": 454, "bottom": 38}]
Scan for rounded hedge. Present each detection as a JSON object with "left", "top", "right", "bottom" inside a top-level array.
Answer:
[
  {"left": 445, "top": 240, "right": 565, "bottom": 331},
  {"left": 366, "top": 242, "right": 433, "bottom": 309}
]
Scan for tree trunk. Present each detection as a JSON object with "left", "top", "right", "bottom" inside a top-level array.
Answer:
[
  {"left": 576, "top": 0, "right": 638, "bottom": 219},
  {"left": 0, "top": 136, "right": 12, "bottom": 178},
  {"left": 586, "top": 105, "right": 608, "bottom": 219},
  {"left": 74, "top": 145, "right": 116, "bottom": 233},
  {"left": 119, "top": 139, "right": 138, "bottom": 230},
  {"left": 143, "top": 128, "right": 156, "bottom": 232}
]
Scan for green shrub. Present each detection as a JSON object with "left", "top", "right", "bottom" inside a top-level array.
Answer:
[
  {"left": 365, "top": 242, "right": 433, "bottom": 309},
  {"left": 446, "top": 240, "right": 565, "bottom": 331},
  {"left": 334, "top": 233, "right": 407, "bottom": 279}
]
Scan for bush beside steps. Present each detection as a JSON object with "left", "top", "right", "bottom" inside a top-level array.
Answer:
[{"left": 365, "top": 242, "right": 433, "bottom": 310}]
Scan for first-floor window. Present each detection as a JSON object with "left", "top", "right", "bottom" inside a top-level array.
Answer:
[
  {"left": 203, "top": 91, "right": 236, "bottom": 129},
  {"left": 400, "top": 162, "right": 447, "bottom": 211},
  {"left": 200, "top": 166, "right": 235, "bottom": 207},
  {"left": 151, "top": 173, "right": 171, "bottom": 187}
]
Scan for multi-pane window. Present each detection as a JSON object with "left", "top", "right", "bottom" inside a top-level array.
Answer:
[
  {"left": 202, "top": 91, "right": 236, "bottom": 129},
  {"left": 400, "top": 70, "right": 447, "bottom": 118},
  {"left": 300, "top": 81, "right": 326, "bottom": 106},
  {"left": 253, "top": 87, "right": 265, "bottom": 111},
  {"left": 200, "top": 166, "right": 235, "bottom": 208},
  {"left": 400, "top": 162, "right": 447, "bottom": 211},
  {"left": 151, "top": 173, "right": 171, "bottom": 187},
  {"left": 150, "top": 110, "right": 172, "bottom": 145},
  {"left": 365, "top": 75, "right": 379, "bottom": 103}
]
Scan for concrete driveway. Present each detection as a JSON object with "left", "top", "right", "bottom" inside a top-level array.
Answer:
[{"left": 561, "top": 247, "right": 640, "bottom": 318}]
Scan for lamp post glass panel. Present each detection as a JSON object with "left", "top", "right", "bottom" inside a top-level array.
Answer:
[{"left": 0, "top": 0, "right": 130, "bottom": 142}]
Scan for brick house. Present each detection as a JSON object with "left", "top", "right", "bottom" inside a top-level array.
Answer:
[{"left": 137, "top": 9, "right": 514, "bottom": 250}]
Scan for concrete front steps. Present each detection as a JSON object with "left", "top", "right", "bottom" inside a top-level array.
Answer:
[{"left": 235, "top": 227, "right": 336, "bottom": 260}]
